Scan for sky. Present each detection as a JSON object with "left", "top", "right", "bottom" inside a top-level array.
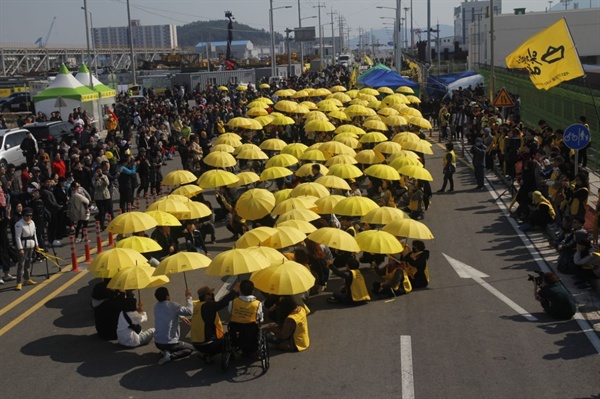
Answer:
[{"left": 0, "top": 0, "right": 595, "bottom": 47}]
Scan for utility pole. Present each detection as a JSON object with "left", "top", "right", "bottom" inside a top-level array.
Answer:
[
  {"left": 436, "top": 22, "right": 440, "bottom": 73},
  {"left": 298, "top": 0, "right": 303, "bottom": 73},
  {"left": 410, "top": 0, "right": 414, "bottom": 49},
  {"left": 338, "top": 15, "right": 344, "bottom": 52},
  {"left": 426, "top": 0, "right": 431, "bottom": 65},
  {"left": 328, "top": 9, "right": 336, "bottom": 61},
  {"left": 404, "top": 7, "right": 410, "bottom": 50},
  {"left": 314, "top": 1, "right": 326, "bottom": 69},
  {"left": 126, "top": 0, "right": 136, "bottom": 85},
  {"left": 285, "top": 28, "right": 293, "bottom": 77},
  {"left": 490, "top": 0, "right": 495, "bottom": 103}
]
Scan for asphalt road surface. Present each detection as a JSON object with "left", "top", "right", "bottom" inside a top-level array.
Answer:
[{"left": 1, "top": 140, "right": 599, "bottom": 399}]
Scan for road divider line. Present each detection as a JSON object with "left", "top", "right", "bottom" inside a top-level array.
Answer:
[
  {"left": 400, "top": 335, "right": 415, "bottom": 399},
  {"left": 0, "top": 270, "right": 89, "bottom": 337}
]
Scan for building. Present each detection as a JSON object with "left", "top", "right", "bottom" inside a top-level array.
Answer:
[
  {"left": 467, "top": 8, "right": 600, "bottom": 68},
  {"left": 195, "top": 40, "right": 255, "bottom": 60},
  {"left": 93, "top": 20, "right": 178, "bottom": 49},
  {"left": 454, "top": 0, "right": 502, "bottom": 46}
]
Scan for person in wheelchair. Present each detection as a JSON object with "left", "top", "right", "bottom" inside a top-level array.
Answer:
[
  {"left": 191, "top": 283, "right": 240, "bottom": 364},
  {"left": 227, "top": 280, "right": 264, "bottom": 356}
]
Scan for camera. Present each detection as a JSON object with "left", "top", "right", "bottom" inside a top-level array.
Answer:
[{"left": 527, "top": 270, "right": 544, "bottom": 285}]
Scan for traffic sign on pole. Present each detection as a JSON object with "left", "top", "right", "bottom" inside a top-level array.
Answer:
[
  {"left": 492, "top": 88, "right": 514, "bottom": 108},
  {"left": 563, "top": 123, "right": 591, "bottom": 150}
]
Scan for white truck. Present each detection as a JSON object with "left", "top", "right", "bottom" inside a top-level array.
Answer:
[{"left": 337, "top": 54, "right": 354, "bottom": 67}]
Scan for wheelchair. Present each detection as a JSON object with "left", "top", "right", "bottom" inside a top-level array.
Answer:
[{"left": 221, "top": 322, "right": 270, "bottom": 372}]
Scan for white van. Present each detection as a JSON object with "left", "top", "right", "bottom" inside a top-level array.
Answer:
[
  {"left": 0, "top": 128, "right": 37, "bottom": 168},
  {"left": 337, "top": 54, "right": 354, "bottom": 67}
]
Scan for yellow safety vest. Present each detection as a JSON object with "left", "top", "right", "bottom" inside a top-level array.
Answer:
[
  {"left": 230, "top": 298, "right": 259, "bottom": 324},
  {"left": 350, "top": 269, "right": 371, "bottom": 302},
  {"left": 191, "top": 301, "right": 223, "bottom": 343},
  {"left": 287, "top": 306, "right": 310, "bottom": 351},
  {"left": 536, "top": 196, "right": 556, "bottom": 220},
  {"left": 346, "top": 226, "right": 356, "bottom": 237},
  {"left": 384, "top": 266, "right": 402, "bottom": 291}
]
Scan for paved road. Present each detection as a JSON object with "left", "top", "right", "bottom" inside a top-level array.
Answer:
[{"left": 1, "top": 141, "right": 599, "bottom": 399}]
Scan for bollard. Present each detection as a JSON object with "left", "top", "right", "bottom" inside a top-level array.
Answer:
[
  {"left": 127, "top": 203, "right": 132, "bottom": 213},
  {"left": 152, "top": 188, "right": 157, "bottom": 202},
  {"left": 95, "top": 221, "right": 103, "bottom": 254},
  {"left": 83, "top": 228, "right": 92, "bottom": 263},
  {"left": 439, "top": 129, "right": 442, "bottom": 143},
  {"left": 135, "top": 196, "right": 141, "bottom": 210},
  {"left": 429, "top": 128, "right": 432, "bottom": 138},
  {"left": 145, "top": 192, "right": 150, "bottom": 209},
  {"left": 70, "top": 235, "right": 80, "bottom": 272},
  {"left": 107, "top": 214, "right": 115, "bottom": 247},
  {"left": 159, "top": 183, "right": 163, "bottom": 196}
]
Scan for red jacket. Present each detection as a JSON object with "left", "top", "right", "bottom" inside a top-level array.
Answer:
[{"left": 51, "top": 160, "right": 66, "bottom": 178}]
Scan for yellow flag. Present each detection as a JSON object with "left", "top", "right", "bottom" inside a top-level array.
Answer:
[
  {"left": 505, "top": 18, "right": 584, "bottom": 90},
  {"left": 363, "top": 53, "right": 374, "bottom": 66},
  {"left": 349, "top": 66, "right": 358, "bottom": 89}
]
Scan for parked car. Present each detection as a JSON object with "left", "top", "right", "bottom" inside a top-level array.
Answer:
[
  {"left": 0, "top": 92, "right": 31, "bottom": 107},
  {"left": 0, "top": 128, "right": 38, "bottom": 169},
  {"left": 22, "top": 121, "right": 76, "bottom": 155},
  {"left": 1, "top": 94, "right": 34, "bottom": 113}
]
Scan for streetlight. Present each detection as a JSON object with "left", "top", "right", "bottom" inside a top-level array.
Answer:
[
  {"left": 299, "top": 15, "right": 316, "bottom": 73},
  {"left": 270, "top": 0, "right": 292, "bottom": 77},
  {"left": 81, "top": 1, "right": 94, "bottom": 90},
  {"left": 81, "top": 6, "right": 98, "bottom": 79},
  {"left": 377, "top": 3, "right": 402, "bottom": 72},
  {"left": 403, "top": 7, "right": 410, "bottom": 50}
]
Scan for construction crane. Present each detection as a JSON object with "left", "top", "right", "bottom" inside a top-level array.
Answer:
[{"left": 35, "top": 16, "right": 57, "bottom": 48}]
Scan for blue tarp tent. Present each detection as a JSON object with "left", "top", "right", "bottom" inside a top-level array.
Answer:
[
  {"left": 426, "top": 70, "right": 479, "bottom": 99},
  {"left": 358, "top": 67, "right": 419, "bottom": 91}
]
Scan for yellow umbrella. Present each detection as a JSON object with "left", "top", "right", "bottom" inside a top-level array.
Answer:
[
  {"left": 364, "top": 164, "right": 401, "bottom": 181},
  {"left": 355, "top": 230, "right": 404, "bottom": 254},
  {"left": 277, "top": 208, "right": 320, "bottom": 222},
  {"left": 89, "top": 248, "right": 149, "bottom": 278},
  {"left": 329, "top": 92, "right": 352, "bottom": 103},
  {"left": 233, "top": 143, "right": 262, "bottom": 155},
  {"left": 292, "top": 90, "right": 310, "bottom": 99},
  {"left": 382, "top": 94, "right": 410, "bottom": 106},
  {"left": 145, "top": 210, "right": 182, "bottom": 227},
  {"left": 172, "top": 184, "right": 203, "bottom": 198},
  {"left": 389, "top": 157, "right": 423, "bottom": 170},
  {"left": 246, "top": 107, "right": 268, "bottom": 117},
  {"left": 307, "top": 227, "right": 361, "bottom": 252},
  {"left": 329, "top": 85, "right": 347, "bottom": 92},
  {"left": 214, "top": 136, "right": 242, "bottom": 147},
  {"left": 295, "top": 163, "right": 328, "bottom": 177},
  {"left": 250, "top": 261, "right": 316, "bottom": 295},
  {"left": 318, "top": 102, "right": 340, "bottom": 112},
  {"left": 346, "top": 89, "right": 359, "bottom": 98},
  {"left": 276, "top": 219, "right": 317, "bottom": 234},
  {"left": 116, "top": 236, "right": 162, "bottom": 253},
  {"left": 260, "top": 138, "right": 288, "bottom": 151},
  {"left": 305, "top": 119, "right": 336, "bottom": 133},
  {"left": 377, "top": 87, "right": 394, "bottom": 94},
  {"left": 260, "top": 166, "right": 293, "bottom": 181},
  {"left": 271, "top": 115, "right": 296, "bottom": 126},
  {"left": 401, "top": 140, "right": 434, "bottom": 155},
  {"left": 365, "top": 114, "right": 383, "bottom": 122},
  {"left": 359, "top": 94, "right": 379, "bottom": 103},
  {"left": 236, "top": 146, "right": 269, "bottom": 160},
  {"left": 162, "top": 170, "right": 197, "bottom": 186},
  {"left": 387, "top": 149, "right": 421, "bottom": 161},
  {"left": 227, "top": 117, "right": 253, "bottom": 129},
  {"left": 311, "top": 87, "right": 332, "bottom": 97},
  {"left": 333, "top": 196, "right": 379, "bottom": 216},
  {"left": 262, "top": 226, "right": 306, "bottom": 249},
  {"left": 406, "top": 95, "right": 421, "bottom": 104},
  {"left": 256, "top": 96, "right": 274, "bottom": 104},
  {"left": 378, "top": 107, "right": 399, "bottom": 117},
  {"left": 333, "top": 135, "right": 360, "bottom": 149},
  {"left": 359, "top": 87, "right": 380, "bottom": 96},
  {"left": 401, "top": 107, "right": 423, "bottom": 118},
  {"left": 319, "top": 141, "right": 356, "bottom": 157},
  {"left": 274, "top": 89, "right": 296, "bottom": 97},
  {"left": 235, "top": 189, "right": 276, "bottom": 221},
  {"left": 325, "top": 154, "right": 358, "bottom": 166},
  {"left": 314, "top": 195, "right": 345, "bottom": 214},
  {"left": 328, "top": 110, "right": 350, "bottom": 121},
  {"left": 181, "top": 200, "right": 212, "bottom": 220},
  {"left": 273, "top": 188, "right": 292, "bottom": 204},
  {"left": 407, "top": 116, "right": 432, "bottom": 129},
  {"left": 248, "top": 100, "right": 269, "bottom": 108},
  {"left": 361, "top": 207, "right": 408, "bottom": 225},
  {"left": 355, "top": 149, "right": 386, "bottom": 165},
  {"left": 396, "top": 86, "right": 415, "bottom": 94},
  {"left": 218, "top": 85, "right": 229, "bottom": 91},
  {"left": 300, "top": 149, "right": 327, "bottom": 162},
  {"left": 281, "top": 143, "right": 308, "bottom": 158},
  {"left": 247, "top": 246, "right": 288, "bottom": 266},
  {"left": 398, "top": 165, "right": 434, "bottom": 181},
  {"left": 205, "top": 248, "right": 269, "bottom": 276},
  {"left": 295, "top": 104, "right": 311, "bottom": 114},
  {"left": 290, "top": 182, "right": 330, "bottom": 199},
  {"left": 315, "top": 175, "right": 351, "bottom": 190},
  {"left": 153, "top": 252, "right": 212, "bottom": 288},
  {"left": 345, "top": 104, "right": 372, "bottom": 117},
  {"left": 226, "top": 171, "right": 258, "bottom": 188},
  {"left": 236, "top": 84, "right": 248, "bottom": 91},
  {"left": 272, "top": 196, "right": 318, "bottom": 216},
  {"left": 259, "top": 83, "right": 270, "bottom": 89},
  {"left": 160, "top": 194, "right": 189, "bottom": 203},
  {"left": 392, "top": 132, "right": 421, "bottom": 143},
  {"left": 335, "top": 124, "right": 366, "bottom": 136},
  {"left": 374, "top": 141, "right": 402, "bottom": 155},
  {"left": 211, "top": 144, "right": 236, "bottom": 153},
  {"left": 360, "top": 131, "right": 388, "bottom": 143},
  {"left": 147, "top": 198, "right": 192, "bottom": 219},
  {"left": 304, "top": 111, "right": 329, "bottom": 121},
  {"left": 203, "top": 151, "right": 237, "bottom": 168},
  {"left": 327, "top": 163, "right": 363, "bottom": 179},
  {"left": 384, "top": 115, "right": 408, "bottom": 127},
  {"left": 274, "top": 100, "right": 299, "bottom": 113},
  {"left": 107, "top": 264, "right": 170, "bottom": 292},
  {"left": 266, "top": 154, "right": 299, "bottom": 168},
  {"left": 255, "top": 115, "right": 275, "bottom": 127},
  {"left": 106, "top": 211, "right": 158, "bottom": 234},
  {"left": 299, "top": 101, "right": 318, "bottom": 110},
  {"left": 383, "top": 219, "right": 434, "bottom": 240},
  {"left": 197, "top": 169, "right": 240, "bottom": 188},
  {"left": 367, "top": 100, "right": 382, "bottom": 109},
  {"left": 245, "top": 118, "right": 265, "bottom": 131},
  {"left": 235, "top": 226, "right": 278, "bottom": 248}
]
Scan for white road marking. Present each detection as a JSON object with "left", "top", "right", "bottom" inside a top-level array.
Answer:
[
  {"left": 400, "top": 335, "right": 415, "bottom": 399},
  {"left": 443, "top": 253, "right": 538, "bottom": 321}
]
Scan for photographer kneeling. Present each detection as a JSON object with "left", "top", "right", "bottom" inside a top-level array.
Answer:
[{"left": 533, "top": 272, "right": 576, "bottom": 320}]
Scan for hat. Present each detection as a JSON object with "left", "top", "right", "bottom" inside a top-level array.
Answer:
[
  {"left": 475, "top": 137, "right": 483, "bottom": 144},
  {"left": 197, "top": 286, "right": 215, "bottom": 298},
  {"left": 483, "top": 127, "right": 490, "bottom": 134},
  {"left": 32, "top": 166, "right": 41, "bottom": 172},
  {"left": 23, "top": 207, "right": 34, "bottom": 216}
]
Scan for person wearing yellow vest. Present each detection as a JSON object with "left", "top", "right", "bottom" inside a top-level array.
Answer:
[
  {"left": 267, "top": 297, "right": 310, "bottom": 352},
  {"left": 326, "top": 256, "right": 370, "bottom": 305},
  {"left": 372, "top": 257, "right": 412, "bottom": 299},
  {"left": 519, "top": 191, "right": 556, "bottom": 232},
  {"left": 400, "top": 240, "right": 430, "bottom": 289},
  {"left": 191, "top": 283, "right": 240, "bottom": 364},
  {"left": 227, "top": 280, "right": 263, "bottom": 356},
  {"left": 437, "top": 142, "right": 456, "bottom": 193},
  {"left": 562, "top": 172, "right": 590, "bottom": 221}
]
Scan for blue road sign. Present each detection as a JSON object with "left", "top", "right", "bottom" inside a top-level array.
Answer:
[{"left": 563, "top": 123, "right": 591, "bottom": 150}]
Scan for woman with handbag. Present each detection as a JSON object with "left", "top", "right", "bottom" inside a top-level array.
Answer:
[{"left": 116, "top": 296, "right": 155, "bottom": 348}]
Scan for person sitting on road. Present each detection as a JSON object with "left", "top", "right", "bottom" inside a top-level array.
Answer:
[
  {"left": 150, "top": 225, "right": 178, "bottom": 260},
  {"left": 117, "top": 296, "right": 155, "bottom": 348},
  {"left": 533, "top": 272, "right": 576, "bottom": 320},
  {"left": 182, "top": 221, "right": 208, "bottom": 255},
  {"left": 228, "top": 280, "right": 263, "bottom": 356},
  {"left": 191, "top": 283, "right": 239, "bottom": 364},
  {"left": 519, "top": 191, "right": 556, "bottom": 232},
  {"left": 327, "top": 256, "right": 371, "bottom": 305},
  {"left": 91, "top": 280, "right": 129, "bottom": 341},
  {"left": 267, "top": 297, "right": 310, "bottom": 352},
  {"left": 400, "top": 240, "right": 430, "bottom": 289},
  {"left": 372, "top": 256, "right": 412, "bottom": 299},
  {"left": 153, "top": 287, "right": 194, "bottom": 365}
]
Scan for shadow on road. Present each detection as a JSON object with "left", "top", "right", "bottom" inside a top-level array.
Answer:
[{"left": 45, "top": 281, "right": 96, "bottom": 329}]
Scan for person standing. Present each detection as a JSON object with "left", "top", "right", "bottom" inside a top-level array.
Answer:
[
  {"left": 471, "top": 137, "right": 487, "bottom": 189},
  {"left": 578, "top": 116, "right": 590, "bottom": 169},
  {"left": 135, "top": 148, "right": 151, "bottom": 199},
  {"left": 93, "top": 166, "right": 111, "bottom": 230},
  {"left": 68, "top": 181, "right": 91, "bottom": 243},
  {"left": 438, "top": 142, "right": 456, "bottom": 193},
  {"left": 14, "top": 207, "right": 38, "bottom": 291},
  {"left": 153, "top": 287, "right": 195, "bottom": 365},
  {"left": 438, "top": 104, "right": 450, "bottom": 141}
]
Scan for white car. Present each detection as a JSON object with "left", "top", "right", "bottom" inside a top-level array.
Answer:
[{"left": 0, "top": 128, "right": 38, "bottom": 169}]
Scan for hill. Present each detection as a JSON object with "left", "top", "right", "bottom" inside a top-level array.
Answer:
[{"left": 177, "top": 20, "right": 284, "bottom": 48}]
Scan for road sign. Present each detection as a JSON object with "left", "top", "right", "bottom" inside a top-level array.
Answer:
[
  {"left": 492, "top": 88, "right": 514, "bottom": 107},
  {"left": 563, "top": 123, "right": 591, "bottom": 150}
]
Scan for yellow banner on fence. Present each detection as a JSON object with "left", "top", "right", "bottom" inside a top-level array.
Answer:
[{"left": 505, "top": 18, "right": 584, "bottom": 90}]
